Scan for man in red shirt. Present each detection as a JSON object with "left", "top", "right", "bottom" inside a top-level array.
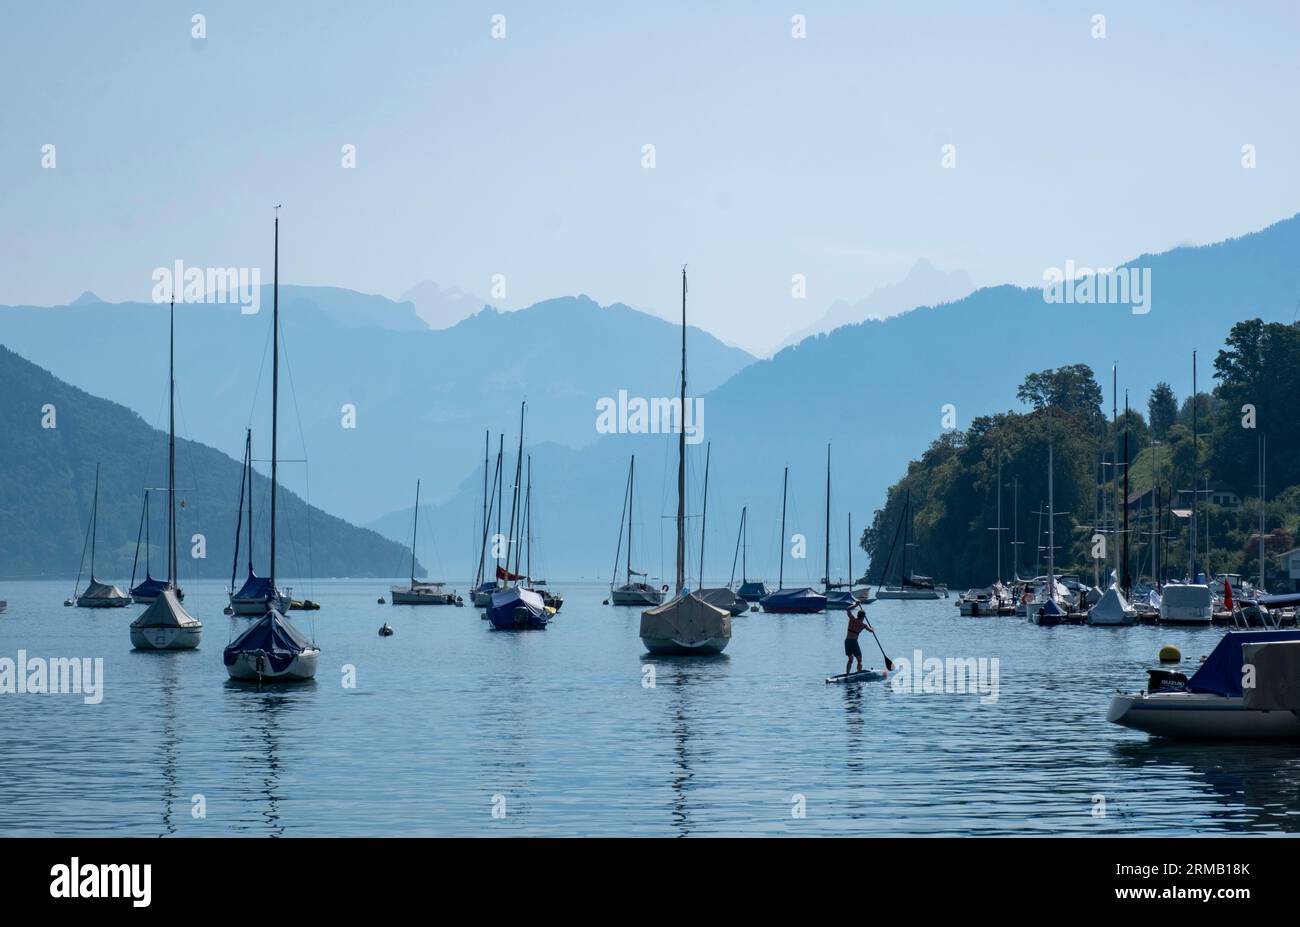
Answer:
[{"left": 844, "top": 607, "right": 873, "bottom": 675}]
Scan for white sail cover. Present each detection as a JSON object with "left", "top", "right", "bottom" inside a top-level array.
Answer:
[
  {"left": 1089, "top": 585, "right": 1133, "bottom": 623},
  {"left": 640, "top": 593, "right": 730, "bottom": 646},
  {"left": 82, "top": 580, "right": 128, "bottom": 601},
  {"left": 130, "top": 588, "right": 201, "bottom": 629}
]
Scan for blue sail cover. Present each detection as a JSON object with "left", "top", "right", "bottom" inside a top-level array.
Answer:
[
  {"left": 130, "top": 574, "right": 169, "bottom": 599},
  {"left": 223, "top": 609, "right": 314, "bottom": 673},
  {"left": 233, "top": 569, "right": 276, "bottom": 601},
  {"left": 763, "top": 587, "right": 827, "bottom": 613},
  {"left": 1040, "top": 599, "right": 1064, "bottom": 616},
  {"left": 825, "top": 590, "right": 858, "bottom": 611},
  {"left": 1188, "top": 629, "right": 1300, "bottom": 697},
  {"left": 737, "top": 581, "right": 769, "bottom": 602},
  {"left": 486, "top": 586, "right": 547, "bottom": 630}
]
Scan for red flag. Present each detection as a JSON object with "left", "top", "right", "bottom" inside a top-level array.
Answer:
[
  {"left": 496, "top": 565, "right": 523, "bottom": 582},
  {"left": 1223, "top": 578, "right": 1233, "bottom": 610}
]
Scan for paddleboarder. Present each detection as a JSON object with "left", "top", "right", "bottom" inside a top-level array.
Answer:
[{"left": 844, "top": 607, "right": 873, "bottom": 675}]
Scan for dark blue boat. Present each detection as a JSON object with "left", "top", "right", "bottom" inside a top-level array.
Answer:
[
  {"left": 486, "top": 586, "right": 549, "bottom": 630},
  {"left": 762, "top": 587, "right": 828, "bottom": 614}
]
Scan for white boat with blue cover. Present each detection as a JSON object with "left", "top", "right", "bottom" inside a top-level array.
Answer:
[{"left": 1108, "top": 629, "right": 1300, "bottom": 738}]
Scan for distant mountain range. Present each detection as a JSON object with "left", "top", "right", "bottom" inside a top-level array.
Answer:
[
  {"left": 6, "top": 212, "right": 1300, "bottom": 582},
  {"left": 367, "top": 211, "right": 1300, "bottom": 581},
  {"left": 0, "top": 289, "right": 756, "bottom": 525},
  {"left": 0, "top": 345, "right": 415, "bottom": 581},
  {"left": 779, "top": 258, "right": 975, "bottom": 349},
  {"left": 399, "top": 280, "right": 490, "bottom": 330}
]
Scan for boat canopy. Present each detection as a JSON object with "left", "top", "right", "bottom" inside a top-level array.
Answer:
[
  {"left": 486, "top": 586, "right": 547, "bottom": 628},
  {"left": 130, "top": 574, "right": 168, "bottom": 599},
  {"left": 1188, "top": 629, "right": 1300, "bottom": 697},
  {"left": 697, "top": 587, "right": 744, "bottom": 612},
  {"left": 130, "top": 589, "right": 200, "bottom": 630},
  {"left": 763, "top": 587, "right": 828, "bottom": 610},
  {"left": 223, "top": 609, "right": 313, "bottom": 674},
  {"left": 1252, "top": 592, "right": 1300, "bottom": 609},
  {"left": 641, "top": 593, "right": 730, "bottom": 646},
  {"left": 1089, "top": 586, "right": 1133, "bottom": 621},
  {"left": 83, "top": 579, "right": 127, "bottom": 600},
  {"left": 233, "top": 569, "right": 276, "bottom": 601},
  {"left": 737, "top": 581, "right": 768, "bottom": 600}
]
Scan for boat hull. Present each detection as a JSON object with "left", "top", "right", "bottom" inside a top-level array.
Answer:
[
  {"left": 130, "top": 624, "right": 202, "bottom": 651},
  {"left": 876, "top": 587, "right": 945, "bottom": 600},
  {"left": 640, "top": 636, "right": 729, "bottom": 655},
  {"left": 229, "top": 593, "right": 291, "bottom": 617},
  {"left": 611, "top": 587, "right": 664, "bottom": 606},
  {"left": 1108, "top": 691, "right": 1300, "bottom": 739},
  {"left": 391, "top": 589, "right": 457, "bottom": 605},
  {"left": 225, "top": 648, "right": 320, "bottom": 682},
  {"left": 76, "top": 595, "right": 130, "bottom": 608}
]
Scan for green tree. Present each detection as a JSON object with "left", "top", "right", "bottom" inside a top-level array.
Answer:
[
  {"left": 1016, "top": 364, "right": 1105, "bottom": 433},
  {"left": 1147, "top": 382, "right": 1177, "bottom": 439}
]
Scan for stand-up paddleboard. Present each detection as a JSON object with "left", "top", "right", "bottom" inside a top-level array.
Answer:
[{"left": 825, "top": 669, "right": 887, "bottom": 684}]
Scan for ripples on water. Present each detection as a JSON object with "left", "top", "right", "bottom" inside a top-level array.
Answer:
[{"left": 2, "top": 579, "right": 1299, "bottom": 836}]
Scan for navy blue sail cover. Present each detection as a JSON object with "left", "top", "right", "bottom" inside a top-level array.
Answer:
[
  {"left": 763, "top": 587, "right": 828, "bottom": 610},
  {"left": 1188, "top": 629, "right": 1300, "bottom": 697},
  {"left": 233, "top": 569, "right": 276, "bottom": 601},
  {"left": 130, "top": 574, "right": 168, "bottom": 599},
  {"left": 223, "top": 610, "right": 313, "bottom": 671}
]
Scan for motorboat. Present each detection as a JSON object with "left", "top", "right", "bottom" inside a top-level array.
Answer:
[
  {"left": 1159, "top": 582, "right": 1213, "bottom": 625},
  {"left": 1108, "top": 629, "right": 1300, "bottom": 738}
]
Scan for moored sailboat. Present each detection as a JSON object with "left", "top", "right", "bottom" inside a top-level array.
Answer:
[
  {"left": 73, "top": 463, "right": 130, "bottom": 608},
  {"left": 639, "top": 268, "right": 730, "bottom": 654},
  {"left": 390, "top": 480, "right": 459, "bottom": 605},
  {"left": 130, "top": 298, "right": 203, "bottom": 650},
  {"left": 1159, "top": 352, "right": 1212, "bottom": 626},
  {"left": 875, "top": 489, "right": 947, "bottom": 600},
  {"left": 228, "top": 429, "right": 290, "bottom": 617},
  {"left": 128, "top": 490, "right": 178, "bottom": 604},
  {"left": 761, "top": 465, "right": 827, "bottom": 614},
  {"left": 609, "top": 455, "right": 665, "bottom": 606},
  {"left": 224, "top": 209, "right": 320, "bottom": 681},
  {"left": 487, "top": 403, "right": 552, "bottom": 630},
  {"left": 694, "top": 443, "right": 748, "bottom": 617}
]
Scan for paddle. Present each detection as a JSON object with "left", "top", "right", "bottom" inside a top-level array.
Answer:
[{"left": 864, "top": 618, "right": 894, "bottom": 672}]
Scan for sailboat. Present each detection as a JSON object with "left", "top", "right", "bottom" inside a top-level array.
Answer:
[
  {"left": 128, "top": 490, "right": 178, "bottom": 604},
  {"left": 1160, "top": 352, "right": 1213, "bottom": 626},
  {"left": 639, "top": 268, "right": 731, "bottom": 654},
  {"left": 471, "top": 434, "right": 505, "bottom": 607},
  {"left": 694, "top": 444, "right": 748, "bottom": 616},
  {"left": 876, "top": 489, "right": 947, "bottom": 599},
  {"left": 1089, "top": 393, "right": 1137, "bottom": 626},
  {"left": 821, "top": 444, "right": 858, "bottom": 611},
  {"left": 762, "top": 466, "right": 828, "bottom": 613},
  {"left": 609, "top": 455, "right": 666, "bottom": 606},
  {"left": 73, "top": 463, "right": 130, "bottom": 608},
  {"left": 224, "top": 210, "right": 321, "bottom": 681},
  {"left": 131, "top": 299, "right": 204, "bottom": 650},
  {"left": 734, "top": 507, "right": 768, "bottom": 605},
  {"left": 486, "top": 403, "right": 551, "bottom": 630},
  {"left": 519, "top": 458, "right": 563, "bottom": 611},
  {"left": 1029, "top": 434, "right": 1066, "bottom": 626},
  {"left": 390, "top": 481, "right": 458, "bottom": 604},
  {"left": 228, "top": 428, "right": 290, "bottom": 616}
]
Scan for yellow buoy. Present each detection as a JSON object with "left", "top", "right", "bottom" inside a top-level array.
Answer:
[{"left": 1159, "top": 644, "right": 1181, "bottom": 663}]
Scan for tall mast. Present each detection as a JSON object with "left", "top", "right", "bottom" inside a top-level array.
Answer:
[
  {"left": 1122, "top": 391, "right": 1130, "bottom": 596},
  {"left": 675, "top": 266, "right": 687, "bottom": 596},
  {"left": 144, "top": 490, "right": 151, "bottom": 576},
  {"left": 506, "top": 402, "right": 525, "bottom": 581},
  {"left": 847, "top": 512, "right": 853, "bottom": 589},
  {"left": 823, "top": 442, "right": 831, "bottom": 592},
  {"left": 1111, "top": 363, "right": 1118, "bottom": 584},
  {"left": 90, "top": 462, "right": 100, "bottom": 580},
  {"left": 270, "top": 207, "right": 280, "bottom": 587},
  {"left": 699, "top": 442, "right": 711, "bottom": 589},
  {"left": 1190, "top": 351, "right": 1198, "bottom": 582},
  {"left": 1011, "top": 476, "right": 1020, "bottom": 579},
  {"left": 778, "top": 467, "right": 788, "bottom": 590},
  {"left": 1047, "top": 437, "right": 1056, "bottom": 598},
  {"left": 900, "top": 489, "right": 910, "bottom": 584},
  {"left": 994, "top": 453, "right": 1003, "bottom": 583},
  {"left": 525, "top": 456, "right": 532, "bottom": 583},
  {"left": 741, "top": 505, "right": 748, "bottom": 583},
  {"left": 410, "top": 480, "right": 420, "bottom": 584},
  {"left": 626, "top": 456, "right": 635, "bottom": 585},
  {"left": 1260, "top": 434, "right": 1267, "bottom": 591},
  {"left": 245, "top": 429, "right": 253, "bottom": 573},
  {"left": 477, "top": 429, "right": 489, "bottom": 586},
  {"left": 495, "top": 433, "right": 504, "bottom": 582},
  {"left": 168, "top": 297, "right": 177, "bottom": 586}
]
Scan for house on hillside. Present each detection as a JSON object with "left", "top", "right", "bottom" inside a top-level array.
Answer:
[{"left": 1174, "top": 488, "right": 1241, "bottom": 510}]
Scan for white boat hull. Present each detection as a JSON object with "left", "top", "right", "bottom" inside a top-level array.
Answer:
[
  {"left": 225, "top": 647, "right": 320, "bottom": 682},
  {"left": 130, "top": 624, "right": 202, "bottom": 651},
  {"left": 229, "top": 594, "right": 292, "bottom": 617},
  {"left": 612, "top": 587, "right": 665, "bottom": 606},
  {"left": 1108, "top": 690, "right": 1300, "bottom": 739},
  {"left": 391, "top": 589, "right": 456, "bottom": 605},
  {"left": 876, "top": 587, "right": 944, "bottom": 600}
]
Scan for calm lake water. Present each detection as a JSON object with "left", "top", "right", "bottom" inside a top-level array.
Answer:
[{"left": 2, "top": 578, "right": 1298, "bottom": 837}]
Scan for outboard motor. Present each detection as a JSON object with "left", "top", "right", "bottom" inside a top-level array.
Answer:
[{"left": 1146, "top": 668, "right": 1189, "bottom": 693}]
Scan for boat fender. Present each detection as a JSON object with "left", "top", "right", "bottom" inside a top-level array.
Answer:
[
  {"left": 255, "top": 652, "right": 267, "bottom": 677},
  {"left": 662, "top": 584, "right": 669, "bottom": 593},
  {"left": 1158, "top": 644, "right": 1181, "bottom": 663}
]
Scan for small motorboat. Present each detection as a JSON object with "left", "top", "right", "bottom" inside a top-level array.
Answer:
[
  {"left": 486, "top": 586, "right": 549, "bottom": 630},
  {"left": 1108, "top": 629, "right": 1300, "bottom": 738},
  {"left": 1159, "top": 583, "right": 1213, "bottom": 625}
]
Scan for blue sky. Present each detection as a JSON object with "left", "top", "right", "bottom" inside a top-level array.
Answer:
[{"left": 2, "top": 0, "right": 1298, "bottom": 353}]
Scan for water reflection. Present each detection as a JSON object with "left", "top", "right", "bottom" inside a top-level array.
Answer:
[
  {"left": 1113, "top": 740, "right": 1300, "bottom": 833},
  {"left": 223, "top": 680, "right": 315, "bottom": 836}
]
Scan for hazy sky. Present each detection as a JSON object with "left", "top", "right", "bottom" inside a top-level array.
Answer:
[{"left": 3, "top": 1, "right": 1298, "bottom": 354}]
